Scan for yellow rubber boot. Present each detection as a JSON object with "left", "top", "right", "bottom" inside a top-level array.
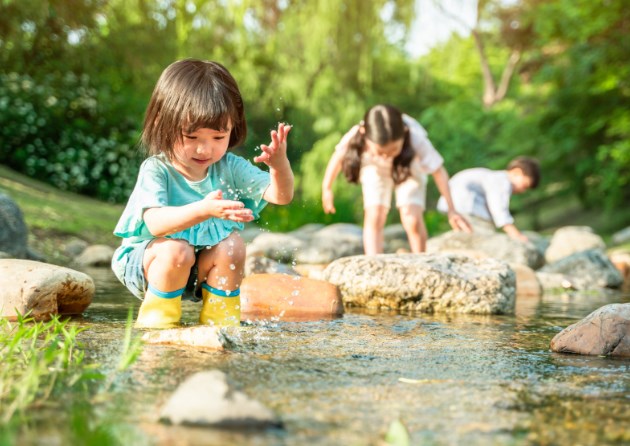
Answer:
[
  {"left": 135, "top": 285, "right": 183, "bottom": 329},
  {"left": 199, "top": 283, "right": 241, "bottom": 327}
]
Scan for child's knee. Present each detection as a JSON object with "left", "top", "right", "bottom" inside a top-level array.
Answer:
[
  {"left": 215, "top": 233, "right": 246, "bottom": 263},
  {"left": 157, "top": 239, "right": 196, "bottom": 269}
]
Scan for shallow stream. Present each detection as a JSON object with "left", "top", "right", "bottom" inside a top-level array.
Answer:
[{"left": 19, "top": 268, "right": 630, "bottom": 445}]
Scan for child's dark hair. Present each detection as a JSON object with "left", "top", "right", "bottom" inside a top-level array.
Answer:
[
  {"left": 142, "top": 59, "right": 246, "bottom": 157},
  {"left": 342, "top": 104, "right": 413, "bottom": 184},
  {"left": 508, "top": 157, "right": 541, "bottom": 189}
]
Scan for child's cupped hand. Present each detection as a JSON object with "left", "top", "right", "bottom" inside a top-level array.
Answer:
[
  {"left": 253, "top": 123, "right": 291, "bottom": 168},
  {"left": 203, "top": 190, "right": 254, "bottom": 222}
]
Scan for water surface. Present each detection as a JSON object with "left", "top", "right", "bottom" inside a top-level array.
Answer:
[{"left": 23, "top": 268, "right": 630, "bottom": 445}]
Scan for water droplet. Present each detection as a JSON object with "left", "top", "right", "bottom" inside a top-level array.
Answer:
[{"left": 229, "top": 264, "right": 236, "bottom": 270}]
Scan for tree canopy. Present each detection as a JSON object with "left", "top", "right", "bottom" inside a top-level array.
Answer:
[{"left": 0, "top": 0, "right": 627, "bottom": 231}]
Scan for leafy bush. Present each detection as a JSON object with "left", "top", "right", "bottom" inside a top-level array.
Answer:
[{"left": 0, "top": 72, "right": 142, "bottom": 202}]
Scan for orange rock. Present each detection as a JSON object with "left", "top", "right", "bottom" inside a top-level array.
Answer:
[
  {"left": 241, "top": 273, "right": 343, "bottom": 322},
  {"left": 510, "top": 263, "right": 542, "bottom": 297}
]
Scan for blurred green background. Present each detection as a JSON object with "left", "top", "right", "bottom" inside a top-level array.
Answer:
[{"left": 1, "top": 0, "right": 628, "bottom": 236}]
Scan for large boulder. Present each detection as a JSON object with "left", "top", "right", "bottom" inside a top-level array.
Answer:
[
  {"left": 427, "top": 230, "right": 543, "bottom": 269},
  {"left": 544, "top": 226, "right": 606, "bottom": 264},
  {"left": 0, "top": 259, "right": 94, "bottom": 320},
  {"left": 539, "top": 248, "right": 623, "bottom": 289},
  {"left": 550, "top": 303, "right": 630, "bottom": 357},
  {"left": 160, "top": 370, "right": 279, "bottom": 428},
  {"left": 0, "top": 192, "right": 29, "bottom": 259},
  {"left": 240, "top": 273, "right": 343, "bottom": 321},
  {"left": 321, "top": 253, "right": 516, "bottom": 315}
]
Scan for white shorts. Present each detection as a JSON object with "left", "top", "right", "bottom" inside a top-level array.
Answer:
[{"left": 359, "top": 153, "right": 428, "bottom": 210}]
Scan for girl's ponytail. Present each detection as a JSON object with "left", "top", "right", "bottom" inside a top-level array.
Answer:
[{"left": 342, "top": 130, "right": 364, "bottom": 184}]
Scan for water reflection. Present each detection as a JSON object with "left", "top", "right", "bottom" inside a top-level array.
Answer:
[{"left": 63, "top": 269, "right": 630, "bottom": 444}]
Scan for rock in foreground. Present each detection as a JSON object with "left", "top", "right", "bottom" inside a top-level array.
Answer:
[
  {"left": 141, "top": 325, "right": 224, "bottom": 350},
  {"left": 160, "top": 370, "right": 279, "bottom": 428},
  {"left": 550, "top": 303, "right": 630, "bottom": 357},
  {"left": 322, "top": 254, "right": 516, "bottom": 315},
  {"left": 0, "top": 259, "right": 93, "bottom": 320}
]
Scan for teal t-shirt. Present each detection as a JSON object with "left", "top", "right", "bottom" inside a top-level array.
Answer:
[{"left": 111, "top": 152, "right": 270, "bottom": 279}]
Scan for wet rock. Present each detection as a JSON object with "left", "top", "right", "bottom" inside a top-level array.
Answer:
[
  {"left": 74, "top": 244, "right": 115, "bottom": 267},
  {"left": 288, "top": 223, "right": 326, "bottom": 239},
  {"left": 241, "top": 273, "right": 343, "bottom": 321},
  {"left": 426, "top": 230, "right": 543, "bottom": 269},
  {"left": 293, "top": 223, "right": 364, "bottom": 264},
  {"left": 510, "top": 263, "right": 542, "bottom": 297},
  {"left": 609, "top": 250, "right": 630, "bottom": 289},
  {"left": 293, "top": 263, "right": 328, "bottom": 280},
  {"left": 535, "top": 271, "right": 582, "bottom": 291},
  {"left": 539, "top": 249, "right": 623, "bottom": 289},
  {"left": 247, "top": 232, "right": 306, "bottom": 262},
  {"left": 544, "top": 226, "right": 606, "bottom": 264},
  {"left": 0, "top": 259, "right": 94, "bottom": 320},
  {"left": 141, "top": 326, "right": 224, "bottom": 350},
  {"left": 244, "top": 254, "right": 299, "bottom": 277},
  {"left": 550, "top": 303, "right": 630, "bottom": 357},
  {"left": 383, "top": 224, "right": 411, "bottom": 253},
  {"left": 0, "top": 192, "right": 29, "bottom": 259},
  {"left": 321, "top": 253, "right": 516, "bottom": 314},
  {"left": 63, "top": 238, "right": 89, "bottom": 257},
  {"left": 160, "top": 370, "right": 279, "bottom": 428},
  {"left": 612, "top": 226, "right": 630, "bottom": 246}
]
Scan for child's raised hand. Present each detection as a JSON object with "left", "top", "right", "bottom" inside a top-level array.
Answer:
[
  {"left": 203, "top": 190, "right": 254, "bottom": 223},
  {"left": 254, "top": 123, "right": 291, "bottom": 169}
]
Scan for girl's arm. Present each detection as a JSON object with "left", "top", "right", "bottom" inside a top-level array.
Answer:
[
  {"left": 432, "top": 166, "right": 473, "bottom": 233},
  {"left": 321, "top": 150, "right": 344, "bottom": 214},
  {"left": 256, "top": 123, "right": 294, "bottom": 205},
  {"left": 143, "top": 190, "right": 254, "bottom": 237}
]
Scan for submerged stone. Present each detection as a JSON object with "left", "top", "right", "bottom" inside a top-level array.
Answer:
[
  {"left": 160, "top": 370, "right": 280, "bottom": 428},
  {"left": 321, "top": 253, "right": 516, "bottom": 315},
  {"left": 0, "top": 259, "right": 93, "bottom": 320},
  {"left": 141, "top": 325, "right": 224, "bottom": 350},
  {"left": 550, "top": 303, "right": 630, "bottom": 357}
]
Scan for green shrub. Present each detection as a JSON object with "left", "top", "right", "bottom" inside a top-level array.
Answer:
[{"left": 0, "top": 72, "right": 142, "bottom": 202}]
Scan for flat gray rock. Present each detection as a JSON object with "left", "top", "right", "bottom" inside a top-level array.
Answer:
[
  {"left": 321, "top": 253, "right": 516, "bottom": 314},
  {"left": 539, "top": 248, "right": 623, "bottom": 289}
]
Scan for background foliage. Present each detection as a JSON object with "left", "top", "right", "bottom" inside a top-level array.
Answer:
[{"left": 0, "top": 0, "right": 628, "bottom": 232}]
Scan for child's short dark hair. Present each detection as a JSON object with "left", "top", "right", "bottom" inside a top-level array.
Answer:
[
  {"left": 508, "top": 157, "right": 540, "bottom": 188},
  {"left": 141, "top": 59, "right": 246, "bottom": 157}
]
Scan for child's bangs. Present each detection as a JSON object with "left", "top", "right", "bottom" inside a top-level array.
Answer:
[{"left": 184, "top": 93, "right": 236, "bottom": 133}]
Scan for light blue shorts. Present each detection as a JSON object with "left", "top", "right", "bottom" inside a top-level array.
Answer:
[{"left": 118, "top": 239, "right": 200, "bottom": 302}]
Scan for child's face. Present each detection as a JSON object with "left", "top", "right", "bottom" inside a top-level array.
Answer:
[
  {"left": 364, "top": 137, "right": 404, "bottom": 159},
  {"left": 172, "top": 125, "right": 232, "bottom": 181},
  {"left": 511, "top": 168, "right": 533, "bottom": 194}
]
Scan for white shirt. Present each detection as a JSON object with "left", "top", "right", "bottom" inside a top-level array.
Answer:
[{"left": 437, "top": 168, "right": 514, "bottom": 228}]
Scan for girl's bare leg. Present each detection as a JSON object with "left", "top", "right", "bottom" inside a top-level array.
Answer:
[
  {"left": 399, "top": 204, "right": 427, "bottom": 253},
  {"left": 363, "top": 205, "right": 389, "bottom": 255}
]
